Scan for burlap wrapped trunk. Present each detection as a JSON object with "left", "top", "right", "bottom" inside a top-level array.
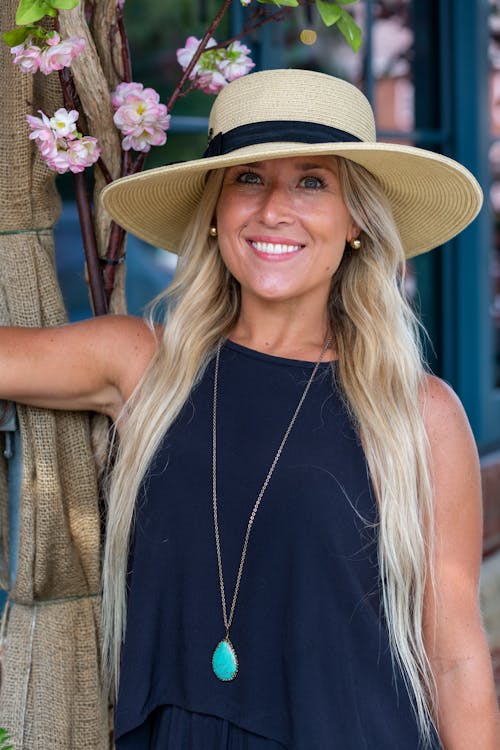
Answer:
[{"left": 0, "top": 0, "right": 124, "bottom": 745}]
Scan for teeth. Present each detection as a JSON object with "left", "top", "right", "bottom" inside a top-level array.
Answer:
[{"left": 251, "top": 241, "right": 301, "bottom": 254}]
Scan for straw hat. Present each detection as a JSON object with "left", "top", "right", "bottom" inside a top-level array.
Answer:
[{"left": 101, "top": 69, "right": 483, "bottom": 258}]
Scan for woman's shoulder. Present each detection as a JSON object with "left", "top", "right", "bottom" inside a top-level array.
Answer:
[
  {"left": 72, "top": 313, "right": 158, "bottom": 357},
  {"left": 419, "top": 373, "right": 481, "bottom": 515},
  {"left": 88, "top": 313, "right": 159, "bottom": 389},
  {"left": 419, "top": 373, "right": 475, "bottom": 448},
  {"left": 64, "top": 314, "right": 160, "bottom": 409},
  {"left": 78, "top": 312, "right": 156, "bottom": 338}
]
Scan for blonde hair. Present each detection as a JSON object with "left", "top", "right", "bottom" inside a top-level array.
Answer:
[{"left": 103, "top": 160, "right": 437, "bottom": 744}]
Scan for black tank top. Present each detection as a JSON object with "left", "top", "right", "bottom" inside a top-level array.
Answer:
[{"left": 115, "top": 340, "right": 439, "bottom": 749}]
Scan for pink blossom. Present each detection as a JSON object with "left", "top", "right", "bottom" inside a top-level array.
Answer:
[
  {"left": 46, "top": 31, "right": 61, "bottom": 47},
  {"left": 176, "top": 35, "right": 254, "bottom": 94},
  {"left": 66, "top": 136, "right": 101, "bottom": 173},
  {"left": 218, "top": 41, "right": 254, "bottom": 82},
  {"left": 11, "top": 42, "right": 43, "bottom": 74},
  {"left": 46, "top": 149, "right": 72, "bottom": 174},
  {"left": 176, "top": 36, "right": 217, "bottom": 77},
  {"left": 11, "top": 34, "right": 85, "bottom": 76},
  {"left": 26, "top": 108, "right": 100, "bottom": 174},
  {"left": 111, "top": 82, "right": 171, "bottom": 152},
  {"left": 39, "top": 36, "right": 86, "bottom": 75},
  {"left": 49, "top": 108, "right": 79, "bottom": 138},
  {"left": 111, "top": 82, "right": 145, "bottom": 109},
  {"left": 44, "top": 136, "right": 101, "bottom": 174},
  {"left": 196, "top": 69, "right": 228, "bottom": 95},
  {"left": 26, "top": 111, "right": 58, "bottom": 160}
]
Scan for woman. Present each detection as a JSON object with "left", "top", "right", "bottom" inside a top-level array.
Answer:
[{"left": 2, "top": 69, "right": 499, "bottom": 748}]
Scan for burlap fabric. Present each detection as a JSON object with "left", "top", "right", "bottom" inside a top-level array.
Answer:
[{"left": 0, "top": 1, "right": 110, "bottom": 746}]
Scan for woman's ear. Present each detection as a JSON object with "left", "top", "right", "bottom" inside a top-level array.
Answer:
[{"left": 347, "top": 222, "right": 361, "bottom": 245}]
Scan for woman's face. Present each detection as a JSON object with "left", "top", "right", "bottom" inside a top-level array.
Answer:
[{"left": 215, "top": 156, "right": 358, "bottom": 308}]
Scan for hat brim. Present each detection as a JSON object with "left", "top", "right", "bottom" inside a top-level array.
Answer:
[{"left": 101, "top": 141, "right": 483, "bottom": 259}]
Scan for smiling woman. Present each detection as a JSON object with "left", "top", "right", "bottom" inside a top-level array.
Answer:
[
  {"left": 0, "top": 68, "right": 497, "bottom": 750},
  {"left": 215, "top": 157, "right": 357, "bottom": 322}
]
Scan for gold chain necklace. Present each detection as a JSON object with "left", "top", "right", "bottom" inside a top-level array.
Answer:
[{"left": 211, "top": 336, "right": 332, "bottom": 681}]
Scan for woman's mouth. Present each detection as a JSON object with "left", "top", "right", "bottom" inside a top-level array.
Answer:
[{"left": 249, "top": 240, "right": 303, "bottom": 256}]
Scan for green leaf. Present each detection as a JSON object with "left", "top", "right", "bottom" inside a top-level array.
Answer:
[
  {"left": 2, "top": 26, "right": 32, "bottom": 46},
  {"left": 337, "top": 8, "right": 362, "bottom": 51},
  {"left": 315, "top": 0, "right": 341, "bottom": 27},
  {"left": 257, "top": 0, "right": 299, "bottom": 6},
  {"left": 0, "top": 728, "right": 13, "bottom": 750},
  {"left": 2, "top": 23, "right": 44, "bottom": 46},
  {"left": 16, "top": 0, "right": 55, "bottom": 24},
  {"left": 48, "top": 0, "right": 81, "bottom": 9},
  {"left": 335, "top": 0, "right": 359, "bottom": 5}
]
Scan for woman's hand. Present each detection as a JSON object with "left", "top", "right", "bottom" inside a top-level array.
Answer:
[
  {"left": 0, "top": 315, "right": 157, "bottom": 421},
  {"left": 422, "top": 375, "right": 500, "bottom": 749}
]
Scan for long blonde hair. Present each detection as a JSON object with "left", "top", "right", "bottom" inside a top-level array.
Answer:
[{"left": 103, "top": 159, "right": 437, "bottom": 744}]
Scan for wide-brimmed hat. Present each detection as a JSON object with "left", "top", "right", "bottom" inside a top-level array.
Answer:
[{"left": 101, "top": 68, "right": 483, "bottom": 258}]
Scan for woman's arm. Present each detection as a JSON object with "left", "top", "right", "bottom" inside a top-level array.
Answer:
[
  {"left": 422, "top": 375, "right": 500, "bottom": 749},
  {"left": 0, "top": 315, "right": 157, "bottom": 421}
]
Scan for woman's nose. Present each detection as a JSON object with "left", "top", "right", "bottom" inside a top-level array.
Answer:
[{"left": 258, "top": 184, "right": 294, "bottom": 226}]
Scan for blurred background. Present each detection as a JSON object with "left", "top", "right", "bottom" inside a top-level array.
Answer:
[{"left": 53, "top": 0, "right": 500, "bottom": 694}]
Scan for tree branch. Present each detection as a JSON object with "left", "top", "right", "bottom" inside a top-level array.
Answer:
[
  {"left": 109, "top": 3, "right": 132, "bottom": 84},
  {"left": 167, "top": 0, "right": 233, "bottom": 112},
  {"left": 209, "top": 7, "right": 293, "bottom": 50},
  {"left": 58, "top": 65, "right": 108, "bottom": 315}
]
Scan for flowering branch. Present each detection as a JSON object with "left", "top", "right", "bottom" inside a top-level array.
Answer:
[
  {"left": 58, "top": 65, "right": 107, "bottom": 315},
  {"left": 167, "top": 0, "right": 232, "bottom": 111}
]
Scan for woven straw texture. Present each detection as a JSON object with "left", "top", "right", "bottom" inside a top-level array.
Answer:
[{"left": 0, "top": 1, "right": 110, "bottom": 746}]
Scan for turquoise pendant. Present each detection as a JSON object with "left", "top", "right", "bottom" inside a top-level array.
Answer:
[{"left": 212, "top": 637, "right": 238, "bottom": 681}]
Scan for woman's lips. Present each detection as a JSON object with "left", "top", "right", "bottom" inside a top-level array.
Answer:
[{"left": 247, "top": 239, "right": 304, "bottom": 259}]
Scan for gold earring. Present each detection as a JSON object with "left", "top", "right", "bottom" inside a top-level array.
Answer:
[
  {"left": 349, "top": 238, "right": 361, "bottom": 250},
  {"left": 209, "top": 225, "right": 218, "bottom": 238}
]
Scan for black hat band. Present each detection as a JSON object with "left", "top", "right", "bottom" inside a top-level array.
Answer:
[{"left": 203, "top": 120, "right": 362, "bottom": 158}]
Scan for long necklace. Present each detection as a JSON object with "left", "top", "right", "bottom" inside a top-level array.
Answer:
[{"left": 211, "top": 336, "right": 333, "bottom": 681}]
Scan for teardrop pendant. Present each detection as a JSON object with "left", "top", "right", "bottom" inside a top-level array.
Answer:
[{"left": 212, "top": 637, "right": 238, "bottom": 681}]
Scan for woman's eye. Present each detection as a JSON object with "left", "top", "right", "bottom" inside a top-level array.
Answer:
[
  {"left": 300, "top": 175, "right": 325, "bottom": 190},
  {"left": 236, "top": 171, "right": 261, "bottom": 185}
]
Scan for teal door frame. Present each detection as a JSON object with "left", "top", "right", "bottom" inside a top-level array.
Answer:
[{"left": 448, "top": 0, "right": 498, "bottom": 448}]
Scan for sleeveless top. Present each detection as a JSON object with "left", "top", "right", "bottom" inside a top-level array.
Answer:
[{"left": 115, "top": 340, "right": 439, "bottom": 749}]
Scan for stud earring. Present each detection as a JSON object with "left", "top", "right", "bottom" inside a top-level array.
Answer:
[
  {"left": 349, "top": 238, "right": 361, "bottom": 250},
  {"left": 209, "top": 225, "right": 218, "bottom": 238}
]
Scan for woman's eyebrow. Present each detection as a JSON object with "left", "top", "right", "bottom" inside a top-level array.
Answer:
[
  {"left": 230, "top": 161, "right": 263, "bottom": 169},
  {"left": 293, "top": 162, "right": 336, "bottom": 172}
]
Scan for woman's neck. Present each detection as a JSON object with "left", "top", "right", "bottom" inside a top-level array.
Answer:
[{"left": 228, "top": 298, "right": 335, "bottom": 362}]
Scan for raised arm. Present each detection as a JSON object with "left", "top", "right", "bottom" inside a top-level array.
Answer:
[
  {"left": 0, "top": 315, "right": 157, "bottom": 421},
  {"left": 422, "top": 375, "right": 500, "bottom": 749}
]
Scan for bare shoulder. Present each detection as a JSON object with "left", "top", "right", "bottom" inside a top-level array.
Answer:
[
  {"left": 53, "top": 313, "right": 157, "bottom": 370},
  {"left": 419, "top": 373, "right": 477, "bottom": 453},
  {"left": 85, "top": 314, "right": 158, "bottom": 358},
  {"left": 75, "top": 314, "right": 159, "bottom": 398},
  {"left": 419, "top": 374, "right": 482, "bottom": 552}
]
